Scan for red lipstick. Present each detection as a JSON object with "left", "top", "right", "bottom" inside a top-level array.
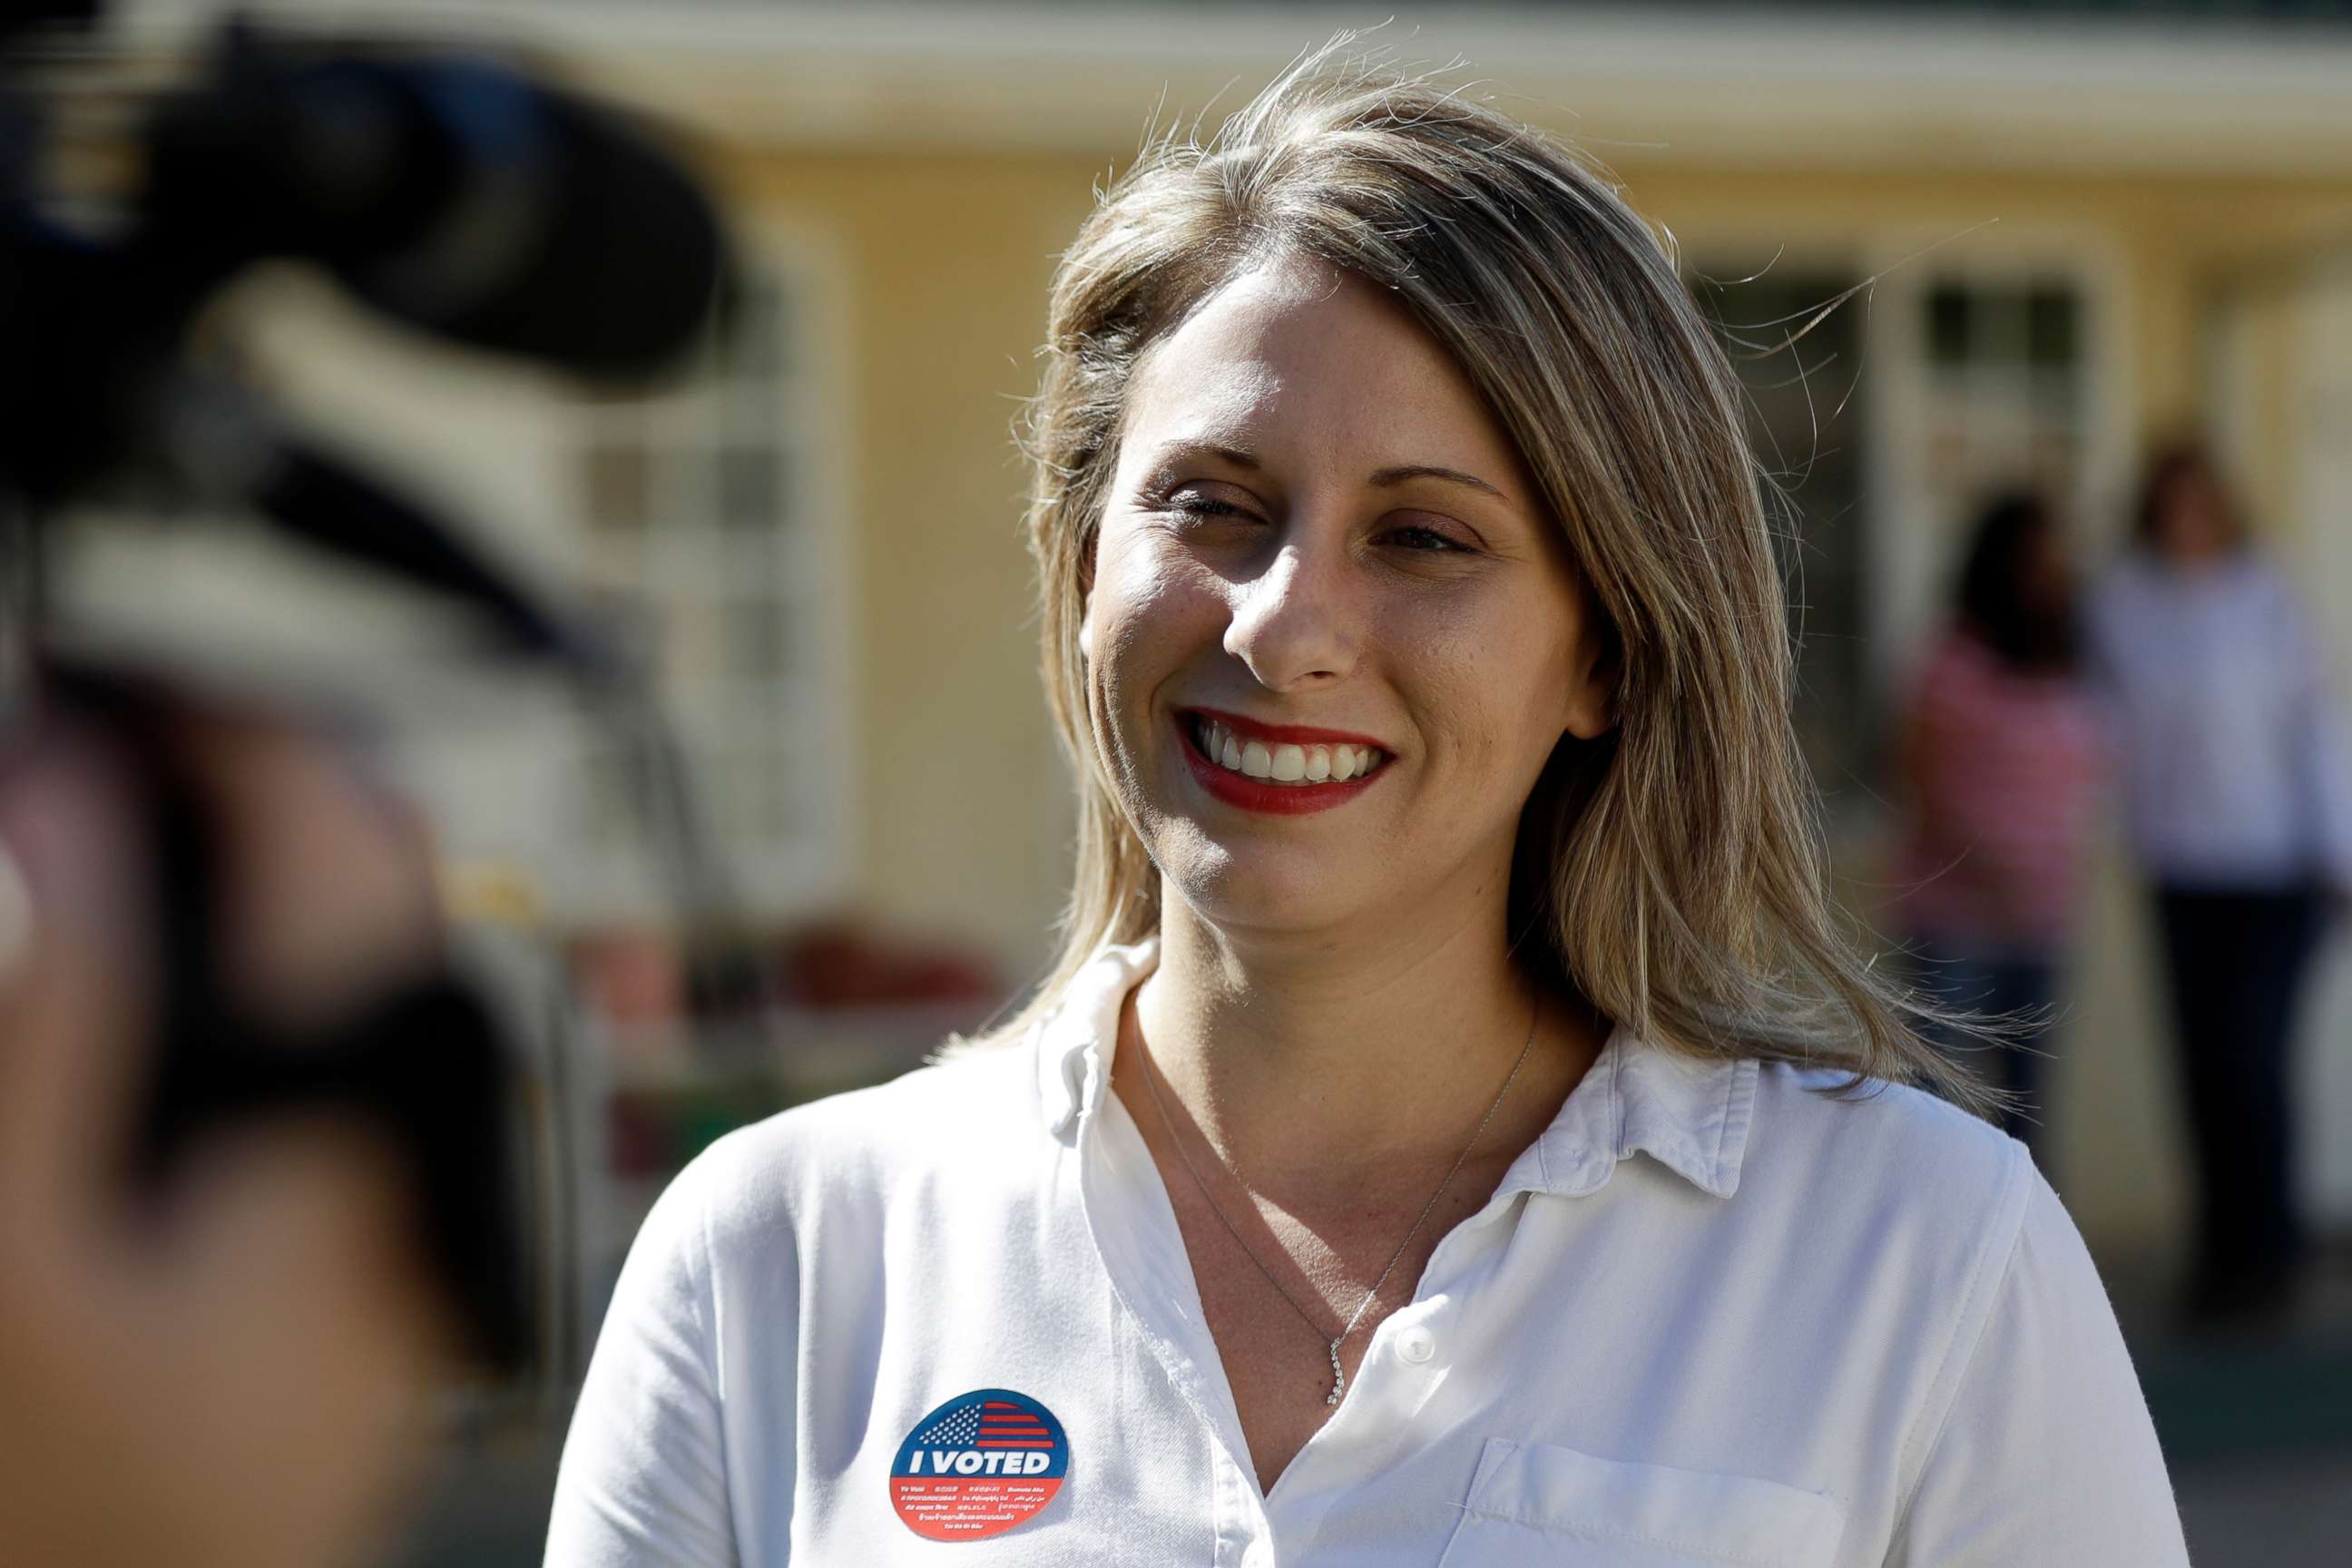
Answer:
[
  {"left": 1174, "top": 710, "right": 1393, "bottom": 817},
  {"left": 1186, "top": 707, "right": 1392, "bottom": 750}
]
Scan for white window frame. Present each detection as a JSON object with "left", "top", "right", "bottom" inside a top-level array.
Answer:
[
  {"left": 1676, "top": 221, "right": 2128, "bottom": 861},
  {"left": 552, "top": 220, "right": 858, "bottom": 925},
  {"left": 1861, "top": 225, "right": 2133, "bottom": 711}
]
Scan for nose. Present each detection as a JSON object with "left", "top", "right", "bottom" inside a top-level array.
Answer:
[{"left": 1222, "top": 534, "right": 1362, "bottom": 692}]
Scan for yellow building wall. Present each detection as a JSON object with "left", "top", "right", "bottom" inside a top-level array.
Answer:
[{"left": 712, "top": 151, "right": 1104, "bottom": 985}]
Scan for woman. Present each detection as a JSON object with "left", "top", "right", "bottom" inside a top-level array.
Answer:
[
  {"left": 546, "top": 53, "right": 2187, "bottom": 1565},
  {"left": 1896, "top": 493, "right": 2104, "bottom": 1160},
  {"left": 2089, "top": 441, "right": 2351, "bottom": 1324}
]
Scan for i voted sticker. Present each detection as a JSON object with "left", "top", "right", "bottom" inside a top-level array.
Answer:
[{"left": 888, "top": 1388, "right": 1069, "bottom": 1542}]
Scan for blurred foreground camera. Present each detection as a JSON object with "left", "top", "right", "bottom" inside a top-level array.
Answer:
[{"left": 0, "top": 13, "right": 741, "bottom": 1372}]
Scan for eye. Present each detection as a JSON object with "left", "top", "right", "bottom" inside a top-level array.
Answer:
[
  {"left": 1155, "top": 489, "right": 1263, "bottom": 525},
  {"left": 1384, "top": 523, "right": 1475, "bottom": 554}
]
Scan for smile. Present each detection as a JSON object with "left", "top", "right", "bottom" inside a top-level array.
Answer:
[
  {"left": 1191, "top": 714, "right": 1388, "bottom": 785},
  {"left": 1175, "top": 709, "right": 1394, "bottom": 817}
]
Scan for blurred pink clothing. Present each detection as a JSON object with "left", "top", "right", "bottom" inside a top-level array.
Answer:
[{"left": 1899, "top": 631, "right": 2105, "bottom": 954}]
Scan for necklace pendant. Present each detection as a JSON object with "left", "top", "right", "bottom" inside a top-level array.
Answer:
[{"left": 1326, "top": 1338, "right": 1346, "bottom": 1406}]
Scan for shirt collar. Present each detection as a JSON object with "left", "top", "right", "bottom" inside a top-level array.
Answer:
[
  {"left": 1034, "top": 937, "right": 1158, "bottom": 1140},
  {"left": 1034, "top": 937, "right": 1755, "bottom": 1200},
  {"left": 1523, "top": 1016, "right": 1757, "bottom": 1200}
]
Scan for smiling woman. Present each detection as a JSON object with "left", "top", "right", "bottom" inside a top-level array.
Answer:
[
  {"left": 544, "top": 43, "right": 2190, "bottom": 1568},
  {"left": 1076, "top": 256, "right": 1616, "bottom": 933}
]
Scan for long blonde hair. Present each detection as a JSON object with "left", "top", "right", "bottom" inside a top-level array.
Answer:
[{"left": 967, "top": 44, "right": 1995, "bottom": 1115}]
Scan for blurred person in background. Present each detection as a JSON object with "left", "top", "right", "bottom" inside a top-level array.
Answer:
[
  {"left": 2088, "top": 439, "right": 2352, "bottom": 1327},
  {"left": 546, "top": 49, "right": 2188, "bottom": 1566},
  {"left": 0, "top": 690, "right": 465, "bottom": 1568},
  {"left": 1896, "top": 492, "right": 2104, "bottom": 1161}
]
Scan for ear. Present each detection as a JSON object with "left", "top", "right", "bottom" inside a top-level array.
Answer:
[{"left": 1563, "top": 609, "right": 1622, "bottom": 742}]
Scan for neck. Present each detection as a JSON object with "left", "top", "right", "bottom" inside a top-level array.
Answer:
[{"left": 1129, "top": 877, "right": 1602, "bottom": 1186}]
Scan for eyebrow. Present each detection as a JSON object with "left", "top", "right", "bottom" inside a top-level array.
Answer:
[
  {"left": 1144, "top": 442, "right": 1512, "bottom": 505},
  {"left": 1367, "top": 464, "right": 1510, "bottom": 503}
]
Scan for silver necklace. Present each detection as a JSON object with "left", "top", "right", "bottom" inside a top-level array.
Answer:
[{"left": 1132, "top": 999, "right": 1540, "bottom": 1406}]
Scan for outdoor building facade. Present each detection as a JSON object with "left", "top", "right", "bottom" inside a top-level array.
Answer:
[{"left": 114, "top": 0, "right": 2352, "bottom": 1266}]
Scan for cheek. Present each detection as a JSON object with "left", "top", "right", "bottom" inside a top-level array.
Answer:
[
  {"left": 1079, "top": 536, "right": 1228, "bottom": 795},
  {"left": 1088, "top": 534, "right": 1227, "bottom": 686},
  {"left": 1397, "top": 604, "right": 1572, "bottom": 775}
]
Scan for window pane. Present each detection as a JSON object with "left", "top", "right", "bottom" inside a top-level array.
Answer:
[
  {"left": 1975, "top": 287, "right": 2028, "bottom": 365},
  {"left": 720, "top": 444, "right": 784, "bottom": 533},
  {"left": 2025, "top": 286, "right": 2078, "bottom": 368},
  {"left": 567, "top": 250, "right": 832, "bottom": 890},
  {"left": 1928, "top": 285, "right": 1971, "bottom": 368}
]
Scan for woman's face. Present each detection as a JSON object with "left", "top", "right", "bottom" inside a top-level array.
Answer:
[
  {"left": 2151, "top": 466, "right": 2232, "bottom": 564},
  {"left": 2019, "top": 524, "right": 2073, "bottom": 618},
  {"left": 1080, "top": 254, "right": 1615, "bottom": 939}
]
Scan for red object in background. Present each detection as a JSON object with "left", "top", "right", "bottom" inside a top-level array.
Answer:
[
  {"left": 605, "top": 1095, "right": 662, "bottom": 1175},
  {"left": 571, "top": 916, "right": 1003, "bottom": 1024},
  {"left": 571, "top": 929, "right": 684, "bottom": 1030},
  {"left": 780, "top": 920, "right": 1000, "bottom": 1009}
]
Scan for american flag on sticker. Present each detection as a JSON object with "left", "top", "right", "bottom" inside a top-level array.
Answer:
[
  {"left": 889, "top": 1387, "right": 1071, "bottom": 1542},
  {"left": 916, "top": 1399, "right": 1057, "bottom": 1448}
]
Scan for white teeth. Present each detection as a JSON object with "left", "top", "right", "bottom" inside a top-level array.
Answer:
[{"left": 1191, "top": 716, "right": 1386, "bottom": 787}]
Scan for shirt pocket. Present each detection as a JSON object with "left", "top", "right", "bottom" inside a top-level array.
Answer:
[{"left": 1436, "top": 1438, "right": 1847, "bottom": 1568}]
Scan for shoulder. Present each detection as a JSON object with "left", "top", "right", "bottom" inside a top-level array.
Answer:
[
  {"left": 1797, "top": 1077, "right": 2187, "bottom": 1558},
  {"left": 1739, "top": 1063, "right": 2145, "bottom": 1348},
  {"left": 1614, "top": 1049, "right": 2178, "bottom": 1553},
  {"left": 1740, "top": 1066, "right": 2098, "bottom": 1422},
  {"left": 1755, "top": 1059, "right": 2021, "bottom": 1181},
  {"left": 1744, "top": 1061, "right": 2034, "bottom": 1273}
]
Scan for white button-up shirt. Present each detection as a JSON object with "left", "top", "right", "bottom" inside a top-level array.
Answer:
[{"left": 545, "top": 940, "right": 2188, "bottom": 1566}]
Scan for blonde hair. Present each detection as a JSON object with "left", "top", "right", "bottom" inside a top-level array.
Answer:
[{"left": 968, "top": 44, "right": 1997, "bottom": 1116}]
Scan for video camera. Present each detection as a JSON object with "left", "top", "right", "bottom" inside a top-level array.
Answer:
[{"left": 0, "top": 5, "right": 740, "bottom": 1372}]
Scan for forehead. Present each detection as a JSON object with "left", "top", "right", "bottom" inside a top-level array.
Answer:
[{"left": 1121, "top": 255, "right": 1526, "bottom": 483}]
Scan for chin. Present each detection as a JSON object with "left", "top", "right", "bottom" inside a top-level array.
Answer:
[{"left": 1153, "top": 827, "right": 1374, "bottom": 936}]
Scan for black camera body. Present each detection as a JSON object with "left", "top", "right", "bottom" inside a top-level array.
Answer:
[{"left": 0, "top": 12, "right": 738, "bottom": 1372}]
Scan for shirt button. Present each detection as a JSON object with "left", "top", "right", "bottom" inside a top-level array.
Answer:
[{"left": 1398, "top": 1326, "right": 1437, "bottom": 1364}]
